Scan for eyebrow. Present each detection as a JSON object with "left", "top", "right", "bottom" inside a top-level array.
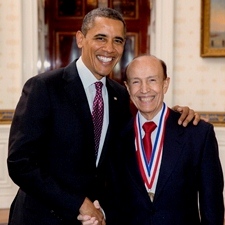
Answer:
[
  {"left": 94, "top": 34, "right": 107, "bottom": 38},
  {"left": 94, "top": 34, "right": 125, "bottom": 42},
  {"left": 114, "top": 35, "right": 125, "bottom": 42}
]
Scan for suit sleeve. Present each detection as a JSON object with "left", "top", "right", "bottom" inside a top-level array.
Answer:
[
  {"left": 198, "top": 124, "right": 224, "bottom": 224},
  {"left": 7, "top": 76, "right": 85, "bottom": 222}
]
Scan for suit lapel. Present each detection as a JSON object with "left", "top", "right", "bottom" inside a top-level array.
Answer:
[
  {"left": 123, "top": 119, "right": 151, "bottom": 200},
  {"left": 98, "top": 79, "right": 122, "bottom": 166},
  {"left": 62, "top": 60, "right": 92, "bottom": 120},
  {"left": 123, "top": 111, "right": 185, "bottom": 204},
  {"left": 154, "top": 111, "right": 184, "bottom": 201},
  {"left": 62, "top": 60, "right": 95, "bottom": 150}
]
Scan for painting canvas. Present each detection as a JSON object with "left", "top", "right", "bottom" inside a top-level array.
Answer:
[{"left": 201, "top": 0, "right": 225, "bottom": 57}]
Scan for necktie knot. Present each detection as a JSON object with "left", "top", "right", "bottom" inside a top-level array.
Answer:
[
  {"left": 143, "top": 121, "right": 157, "bottom": 134},
  {"left": 95, "top": 81, "right": 103, "bottom": 92}
]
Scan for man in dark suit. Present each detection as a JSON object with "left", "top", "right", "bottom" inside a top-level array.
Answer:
[
  {"left": 114, "top": 55, "right": 224, "bottom": 225},
  {"left": 7, "top": 8, "right": 200, "bottom": 225}
]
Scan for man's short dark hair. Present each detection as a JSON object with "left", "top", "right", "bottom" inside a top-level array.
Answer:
[{"left": 81, "top": 7, "right": 126, "bottom": 36}]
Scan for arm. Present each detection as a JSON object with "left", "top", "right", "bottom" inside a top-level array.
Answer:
[
  {"left": 7, "top": 77, "right": 86, "bottom": 222},
  {"left": 198, "top": 125, "right": 224, "bottom": 224},
  {"left": 172, "top": 105, "right": 200, "bottom": 127}
]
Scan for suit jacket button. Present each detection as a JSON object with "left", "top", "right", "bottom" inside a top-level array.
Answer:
[
  {"left": 50, "top": 210, "right": 55, "bottom": 216},
  {"left": 150, "top": 208, "right": 155, "bottom": 214}
]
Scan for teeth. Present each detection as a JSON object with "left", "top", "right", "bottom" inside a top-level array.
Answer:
[
  {"left": 98, "top": 56, "right": 113, "bottom": 63},
  {"left": 140, "top": 97, "right": 154, "bottom": 102}
]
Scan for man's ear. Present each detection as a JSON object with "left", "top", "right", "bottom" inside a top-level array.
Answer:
[
  {"left": 163, "top": 77, "right": 170, "bottom": 94},
  {"left": 124, "top": 81, "right": 130, "bottom": 94},
  {"left": 76, "top": 31, "right": 84, "bottom": 48}
]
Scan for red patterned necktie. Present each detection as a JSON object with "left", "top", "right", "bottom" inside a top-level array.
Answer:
[
  {"left": 92, "top": 82, "right": 104, "bottom": 157},
  {"left": 142, "top": 121, "right": 157, "bottom": 162}
]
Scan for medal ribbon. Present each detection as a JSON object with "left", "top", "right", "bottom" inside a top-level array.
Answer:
[{"left": 134, "top": 103, "right": 169, "bottom": 189}]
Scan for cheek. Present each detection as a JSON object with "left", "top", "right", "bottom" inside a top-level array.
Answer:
[
  {"left": 129, "top": 87, "right": 139, "bottom": 97},
  {"left": 155, "top": 85, "right": 165, "bottom": 94},
  {"left": 83, "top": 40, "right": 97, "bottom": 51},
  {"left": 114, "top": 44, "right": 125, "bottom": 56},
  {"left": 157, "top": 88, "right": 166, "bottom": 101}
]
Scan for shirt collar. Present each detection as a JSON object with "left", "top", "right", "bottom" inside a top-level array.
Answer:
[
  {"left": 138, "top": 105, "right": 164, "bottom": 128},
  {"left": 76, "top": 57, "right": 106, "bottom": 88}
]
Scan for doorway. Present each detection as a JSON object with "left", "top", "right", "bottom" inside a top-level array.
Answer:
[{"left": 44, "top": 0, "right": 151, "bottom": 84}]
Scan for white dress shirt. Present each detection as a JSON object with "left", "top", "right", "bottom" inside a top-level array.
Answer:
[{"left": 76, "top": 57, "right": 109, "bottom": 166}]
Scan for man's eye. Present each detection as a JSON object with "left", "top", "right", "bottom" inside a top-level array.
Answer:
[
  {"left": 114, "top": 39, "right": 124, "bottom": 44},
  {"left": 96, "top": 37, "right": 105, "bottom": 41}
]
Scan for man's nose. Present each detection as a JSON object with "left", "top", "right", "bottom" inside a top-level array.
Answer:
[{"left": 102, "top": 40, "right": 115, "bottom": 52}]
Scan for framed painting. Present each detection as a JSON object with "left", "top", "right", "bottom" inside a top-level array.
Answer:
[{"left": 201, "top": 0, "right": 225, "bottom": 57}]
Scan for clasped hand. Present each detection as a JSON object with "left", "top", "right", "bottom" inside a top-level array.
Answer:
[{"left": 78, "top": 198, "right": 105, "bottom": 225}]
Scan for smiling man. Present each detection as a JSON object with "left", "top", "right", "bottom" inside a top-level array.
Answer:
[
  {"left": 76, "top": 16, "right": 126, "bottom": 79},
  {"left": 119, "top": 55, "right": 224, "bottom": 225},
  {"left": 125, "top": 55, "right": 170, "bottom": 121}
]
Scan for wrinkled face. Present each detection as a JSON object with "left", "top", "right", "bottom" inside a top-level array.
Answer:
[
  {"left": 125, "top": 56, "right": 170, "bottom": 120},
  {"left": 76, "top": 17, "right": 125, "bottom": 80}
]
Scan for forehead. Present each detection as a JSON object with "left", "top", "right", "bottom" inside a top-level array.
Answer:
[
  {"left": 128, "top": 57, "right": 163, "bottom": 77},
  {"left": 88, "top": 17, "right": 125, "bottom": 37}
]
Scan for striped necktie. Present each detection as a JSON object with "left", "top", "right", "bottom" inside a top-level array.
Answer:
[
  {"left": 92, "top": 82, "right": 104, "bottom": 157},
  {"left": 142, "top": 121, "right": 157, "bottom": 162}
]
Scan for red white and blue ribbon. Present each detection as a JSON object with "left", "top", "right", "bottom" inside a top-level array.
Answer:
[{"left": 134, "top": 103, "right": 169, "bottom": 190}]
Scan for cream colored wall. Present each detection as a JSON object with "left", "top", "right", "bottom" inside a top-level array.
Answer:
[
  {"left": 0, "top": 0, "right": 38, "bottom": 208},
  {"left": 0, "top": 0, "right": 22, "bottom": 109},
  {"left": 173, "top": 0, "right": 225, "bottom": 112}
]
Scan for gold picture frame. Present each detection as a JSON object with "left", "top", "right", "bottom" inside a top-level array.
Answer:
[
  {"left": 0, "top": 110, "right": 14, "bottom": 124},
  {"left": 201, "top": 0, "right": 225, "bottom": 57}
]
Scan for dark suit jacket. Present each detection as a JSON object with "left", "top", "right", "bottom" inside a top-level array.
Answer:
[
  {"left": 7, "top": 59, "right": 131, "bottom": 225},
  {"left": 113, "top": 109, "right": 224, "bottom": 225}
]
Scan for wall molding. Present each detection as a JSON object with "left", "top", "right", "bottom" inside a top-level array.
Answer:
[
  {"left": 0, "top": 110, "right": 14, "bottom": 125},
  {"left": 150, "top": 0, "right": 174, "bottom": 107},
  {"left": 1, "top": 109, "right": 225, "bottom": 126},
  {"left": 21, "top": 0, "right": 38, "bottom": 85},
  {"left": 0, "top": 125, "right": 18, "bottom": 209},
  {"left": 199, "top": 112, "right": 225, "bottom": 127}
]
